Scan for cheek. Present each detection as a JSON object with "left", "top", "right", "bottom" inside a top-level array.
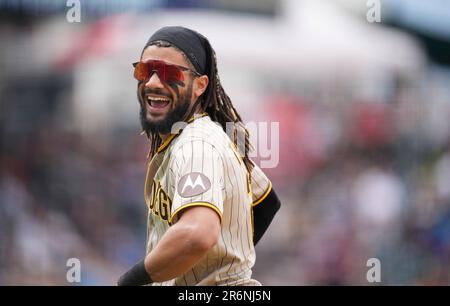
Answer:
[
  {"left": 137, "top": 83, "right": 145, "bottom": 101},
  {"left": 168, "top": 84, "right": 181, "bottom": 102}
]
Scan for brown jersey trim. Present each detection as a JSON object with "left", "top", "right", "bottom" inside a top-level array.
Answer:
[
  {"left": 157, "top": 133, "right": 179, "bottom": 154},
  {"left": 168, "top": 201, "right": 223, "bottom": 225},
  {"left": 252, "top": 181, "right": 272, "bottom": 207}
]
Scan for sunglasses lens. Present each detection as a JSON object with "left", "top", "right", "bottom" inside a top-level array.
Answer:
[
  {"left": 133, "top": 60, "right": 184, "bottom": 84},
  {"left": 134, "top": 62, "right": 149, "bottom": 81},
  {"left": 165, "top": 64, "right": 184, "bottom": 84}
]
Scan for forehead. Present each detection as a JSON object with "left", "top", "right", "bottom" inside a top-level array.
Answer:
[{"left": 141, "top": 45, "right": 189, "bottom": 67}]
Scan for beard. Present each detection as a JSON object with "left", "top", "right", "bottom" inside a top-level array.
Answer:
[{"left": 139, "top": 83, "right": 192, "bottom": 135}]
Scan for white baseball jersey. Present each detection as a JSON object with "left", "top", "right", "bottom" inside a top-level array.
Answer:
[{"left": 143, "top": 113, "right": 272, "bottom": 286}]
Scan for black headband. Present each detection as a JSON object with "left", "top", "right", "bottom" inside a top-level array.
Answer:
[{"left": 144, "top": 26, "right": 208, "bottom": 75}]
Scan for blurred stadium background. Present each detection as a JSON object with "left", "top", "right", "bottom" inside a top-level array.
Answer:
[{"left": 1, "top": 0, "right": 450, "bottom": 285}]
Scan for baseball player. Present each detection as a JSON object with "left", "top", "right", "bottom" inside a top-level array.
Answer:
[{"left": 118, "top": 26, "right": 280, "bottom": 286}]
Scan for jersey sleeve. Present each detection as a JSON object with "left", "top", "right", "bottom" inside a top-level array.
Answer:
[
  {"left": 169, "top": 140, "right": 225, "bottom": 225},
  {"left": 250, "top": 162, "right": 272, "bottom": 207}
]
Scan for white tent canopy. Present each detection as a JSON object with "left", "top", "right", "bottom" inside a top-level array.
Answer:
[{"left": 30, "top": 0, "right": 425, "bottom": 131}]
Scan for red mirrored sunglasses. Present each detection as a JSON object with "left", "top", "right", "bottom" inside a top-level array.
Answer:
[{"left": 132, "top": 59, "right": 200, "bottom": 84}]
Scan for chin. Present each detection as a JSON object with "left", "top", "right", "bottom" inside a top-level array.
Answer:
[{"left": 147, "top": 112, "right": 167, "bottom": 123}]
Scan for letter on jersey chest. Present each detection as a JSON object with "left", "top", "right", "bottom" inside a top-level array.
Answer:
[{"left": 149, "top": 180, "right": 172, "bottom": 222}]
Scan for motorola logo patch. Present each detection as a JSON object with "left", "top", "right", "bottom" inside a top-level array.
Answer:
[{"left": 178, "top": 172, "right": 211, "bottom": 197}]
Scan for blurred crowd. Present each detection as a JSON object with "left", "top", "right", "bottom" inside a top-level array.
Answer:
[
  {"left": 0, "top": 82, "right": 150, "bottom": 284},
  {"left": 2, "top": 70, "right": 450, "bottom": 285},
  {"left": 252, "top": 88, "right": 450, "bottom": 285}
]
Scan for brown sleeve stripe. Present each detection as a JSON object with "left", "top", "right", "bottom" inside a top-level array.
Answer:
[
  {"left": 251, "top": 181, "right": 272, "bottom": 207},
  {"left": 169, "top": 201, "right": 223, "bottom": 225}
]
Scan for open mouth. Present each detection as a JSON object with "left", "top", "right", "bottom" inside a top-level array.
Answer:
[{"left": 146, "top": 95, "right": 171, "bottom": 110}]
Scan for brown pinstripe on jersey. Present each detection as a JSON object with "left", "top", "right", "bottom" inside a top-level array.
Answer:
[{"left": 144, "top": 114, "right": 271, "bottom": 286}]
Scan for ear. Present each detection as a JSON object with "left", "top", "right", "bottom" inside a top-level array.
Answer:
[{"left": 193, "top": 75, "right": 209, "bottom": 100}]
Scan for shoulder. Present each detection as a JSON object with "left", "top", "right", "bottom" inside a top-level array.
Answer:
[
  {"left": 171, "top": 116, "right": 231, "bottom": 156},
  {"left": 181, "top": 116, "right": 225, "bottom": 141}
]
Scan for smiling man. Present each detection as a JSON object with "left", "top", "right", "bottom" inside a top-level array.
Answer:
[{"left": 117, "top": 26, "right": 280, "bottom": 286}]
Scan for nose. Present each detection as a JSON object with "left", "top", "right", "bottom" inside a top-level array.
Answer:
[{"left": 144, "top": 71, "right": 164, "bottom": 89}]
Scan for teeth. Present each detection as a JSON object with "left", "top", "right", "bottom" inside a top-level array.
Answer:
[{"left": 147, "top": 96, "right": 170, "bottom": 102}]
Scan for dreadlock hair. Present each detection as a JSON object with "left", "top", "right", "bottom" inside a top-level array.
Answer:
[{"left": 141, "top": 38, "right": 254, "bottom": 175}]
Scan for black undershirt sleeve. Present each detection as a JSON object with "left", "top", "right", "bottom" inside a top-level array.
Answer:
[
  {"left": 117, "top": 259, "right": 153, "bottom": 286},
  {"left": 253, "top": 187, "right": 281, "bottom": 245}
]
